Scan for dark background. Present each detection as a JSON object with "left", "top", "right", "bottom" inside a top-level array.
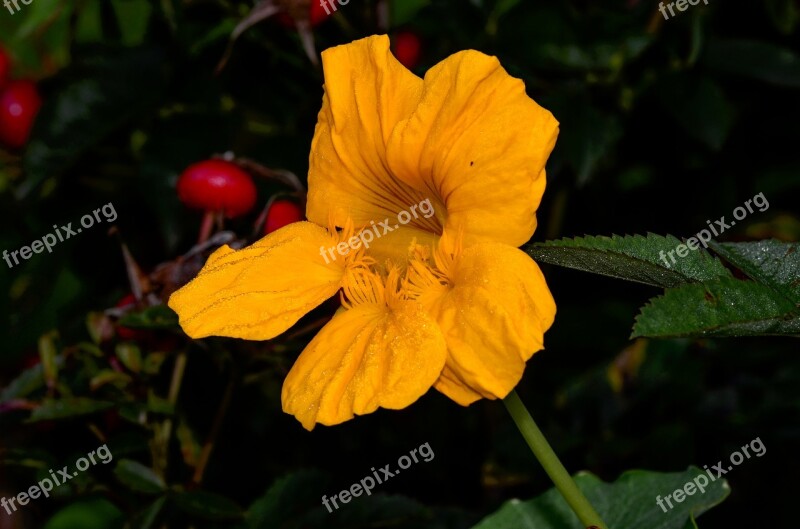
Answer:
[{"left": 1, "top": 0, "right": 799, "bottom": 527}]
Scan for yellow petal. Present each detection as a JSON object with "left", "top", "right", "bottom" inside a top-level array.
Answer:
[
  {"left": 386, "top": 50, "right": 559, "bottom": 247},
  {"left": 168, "top": 222, "right": 343, "bottom": 340},
  {"left": 281, "top": 298, "right": 447, "bottom": 430},
  {"left": 413, "top": 241, "right": 556, "bottom": 401},
  {"left": 362, "top": 224, "right": 439, "bottom": 270},
  {"left": 434, "top": 366, "right": 483, "bottom": 406},
  {"left": 307, "top": 35, "right": 440, "bottom": 235}
]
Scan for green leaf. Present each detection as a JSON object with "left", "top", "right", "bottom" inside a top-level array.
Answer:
[
  {"left": 127, "top": 496, "right": 167, "bottom": 529},
  {"left": 538, "top": 36, "right": 651, "bottom": 72},
  {"left": 766, "top": 0, "right": 799, "bottom": 33},
  {"left": 143, "top": 352, "right": 168, "bottom": 375},
  {"left": 114, "top": 459, "right": 166, "bottom": 494},
  {"left": 19, "top": 47, "right": 167, "bottom": 198},
  {"left": 90, "top": 369, "right": 133, "bottom": 391},
  {"left": 176, "top": 417, "right": 202, "bottom": 468},
  {"left": 710, "top": 240, "right": 800, "bottom": 304},
  {"left": 110, "top": 0, "right": 153, "bottom": 46},
  {"left": 115, "top": 343, "right": 143, "bottom": 373},
  {"left": 43, "top": 498, "right": 124, "bottom": 529},
  {"left": 472, "top": 468, "right": 729, "bottom": 529},
  {"left": 247, "top": 470, "right": 328, "bottom": 528},
  {"left": 38, "top": 331, "right": 60, "bottom": 388},
  {"left": 526, "top": 234, "right": 731, "bottom": 288},
  {"left": 702, "top": 38, "right": 800, "bottom": 87},
  {"left": 117, "top": 398, "right": 174, "bottom": 424},
  {"left": 172, "top": 490, "right": 244, "bottom": 521},
  {"left": 632, "top": 277, "right": 799, "bottom": 338},
  {"left": 657, "top": 75, "right": 735, "bottom": 150},
  {"left": 75, "top": 0, "right": 104, "bottom": 43},
  {"left": 28, "top": 398, "right": 114, "bottom": 422},
  {"left": 1, "top": 357, "right": 64, "bottom": 402},
  {"left": 147, "top": 391, "right": 175, "bottom": 415},
  {"left": 390, "top": 0, "right": 430, "bottom": 26},
  {"left": 118, "top": 304, "right": 179, "bottom": 330},
  {"left": 247, "top": 471, "right": 442, "bottom": 529},
  {"left": 545, "top": 95, "right": 622, "bottom": 186},
  {"left": 292, "top": 495, "right": 442, "bottom": 529}
]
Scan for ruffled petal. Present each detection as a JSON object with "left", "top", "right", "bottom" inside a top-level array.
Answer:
[
  {"left": 434, "top": 366, "right": 483, "bottom": 406},
  {"left": 412, "top": 240, "right": 556, "bottom": 401},
  {"left": 168, "top": 222, "right": 344, "bottom": 340},
  {"left": 306, "top": 35, "right": 440, "bottom": 234},
  {"left": 386, "top": 50, "right": 558, "bottom": 247},
  {"left": 282, "top": 277, "right": 447, "bottom": 430}
]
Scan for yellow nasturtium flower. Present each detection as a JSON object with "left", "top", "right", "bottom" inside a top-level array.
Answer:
[{"left": 169, "top": 35, "right": 559, "bottom": 430}]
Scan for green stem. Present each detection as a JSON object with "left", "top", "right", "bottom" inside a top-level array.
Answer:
[{"left": 503, "top": 390, "right": 609, "bottom": 529}]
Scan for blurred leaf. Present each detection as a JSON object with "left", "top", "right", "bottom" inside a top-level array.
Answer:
[
  {"left": 172, "top": 490, "right": 244, "bottom": 521},
  {"left": 118, "top": 398, "right": 174, "bottom": 424},
  {"left": 766, "top": 0, "right": 799, "bottom": 34},
  {"left": 176, "top": 417, "right": 202, "bottom": 468},
  {"left": 545, "top": 94, "right": 622, "bottom": 185},
  {"left": 147, "top": 392, "right": 175, "bottom": 415},
  {"left": 127, "top": 496, "right": 168, "bottom": 529},
  {"left": 28, "top": 398, "right": 114, "bottom": 422},
  {"left": 247, "top": 470, "right": 444, "bottom": 528},
  {"left": 19, "top": 47, "right": 167, "bottom": 198},
  {"left": 118, "top": 304, "right": 179, "bottom": 329},
  {"left": 114, "top": 459, "right": 166, "bottom": 494},
  {"left": 297, "top": 494, "right": 447, "bottom": 529},
  {"left": 703, "top": 38, "right": 800, "bottom": 87},
  {"left": 472, "top": 468, "right": 728, "bottom": 529},
  {"left": 616, "top": 165, "right": 654, "bottom": 191},
  {"left": 16, "top": 0, "right": 72, "bottom": 40},
  {"left": 247, "top": 470, "right": 328, "bottom": 528},
  {"left": 115, "top": 343, "right": 143, "bottom": 373},
  {"left": 77, "top": 342, "right": 105, "bottom": 357},
  {"left": 0, "top": 359, "right": 62, "bottom": 402},
  {"left": 143, "top": 351, "right": 167, "bottom": 375},
  {"left": 391, "top": 0, "right": 430, "bottom": 26},
  {"left": 538, "top": 35, "right": 651, "bottom": 72},
  {"left": 0, "top": 447, "right": 54, "bottom": 469},
  {"left": 710, "top": 240, "right": 800, "bottom": 304},
  {"left": 526, "top": 234, "right": 731, "bottom": 288},
  {"left": 38, "top": 330, "right": 59, "bottom": 389},
  {"left": 87, "top": 312, "right": 115, "bottom": 344},
  {"left": 42, "top": 498, "right": 124, "bottom": 529},
  {"left": 657, "top": 75, "right": 735, "bottom": 150},
  {"left": 633, "top": 277, "right": 799, "bottom": 338},
  {"left": 90, "top": 369, "right": 133, "bottom": 391},
  {"left": 75, "top": 0, "right": 104, "bottom": 43},
  {"left": 111, "top": 0, "right": 153, "bottom": 46}
]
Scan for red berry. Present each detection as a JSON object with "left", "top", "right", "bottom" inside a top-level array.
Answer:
[
  {"left": 177, "top": 160, "right": 257, "bottom": 218},
  {"left": 0, "top": 80, "right": 42, "bottom": 150},
  {"left": 115, "top": 294, "right": 143, "bottom": 341},
  {"left": 0, "top": 48, "right": 10, "bottom": 89},
  {"left": 265, "top": 199, "right": 304, "bottom": 234},
  {"left": 392, "top": 31, "right": 422, "bottom": 70},
  {"left": 309, "top": 1, "right": 332, "bottom": 26}
]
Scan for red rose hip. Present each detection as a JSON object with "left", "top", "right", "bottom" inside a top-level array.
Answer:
[
  {"left": 264, "top": 199, "right": 304, "bottom": 234},
  {"left": 0, "top": 80, "right": 42, "bottom": 149},
  {"left": 177, "top": 159, "right": 257, "bottom": 218},
  {"left": 0, "top": 48, "right": 10, "bottom": 89},
  {"left": 392, "top": 31, "right": 422, "bottom": 69}
]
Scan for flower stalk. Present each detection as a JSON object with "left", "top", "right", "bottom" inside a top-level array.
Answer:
[{"left": 503, "top": 390, "right": 609, "bottom": 529}]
